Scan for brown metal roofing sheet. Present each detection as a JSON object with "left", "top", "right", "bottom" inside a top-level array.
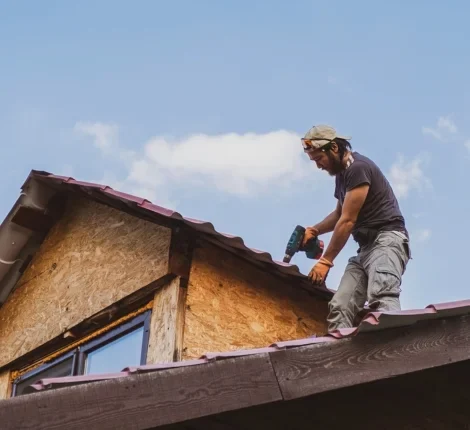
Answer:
[
  {"left": 123, "top": 359, "right": 208, "bottom": 374},
  {"left": 27, "top": 298, "right": 470, "bottom": 393},
  {"left": 30, "top": 371, "right": 129, "bottom": 391}
]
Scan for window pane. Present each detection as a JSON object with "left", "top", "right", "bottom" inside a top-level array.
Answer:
[
  {"left": 85, "top": 326, "right": 144, "bottom": 375},
  {"left": 15, "top": 357, "right": 74, "bottom": 396}
]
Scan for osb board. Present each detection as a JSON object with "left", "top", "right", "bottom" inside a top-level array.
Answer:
[
  {"left": 183, "top": 242, "right": 329, "bottom": 359},
  {"left": 0, "top": 371, "right": 10, "bottom": 400},
  {"left": 147, "top": 277, "right": 180, "bottom": 364},
  {"left": 0, "top": 196, "right": 171, "bottom": 368}
]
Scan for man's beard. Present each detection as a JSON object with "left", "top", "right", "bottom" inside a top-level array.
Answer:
[{"left": 325, "top": 151, "right": 344, "bottom": 176}]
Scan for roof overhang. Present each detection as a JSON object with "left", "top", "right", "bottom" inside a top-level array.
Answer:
[
  {"left": 0, "top": 173, "right": 58, "bottom": 304},
  {"left": 1, "top": 305, "right": 470, "bottom": 429}
]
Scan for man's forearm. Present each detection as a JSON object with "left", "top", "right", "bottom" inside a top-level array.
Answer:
[
  {"left": 323, "top": 217, "right": 355, "bottom": 263},
  {"left": 313, "top": 210, "right": 341, "bottom": 235}
]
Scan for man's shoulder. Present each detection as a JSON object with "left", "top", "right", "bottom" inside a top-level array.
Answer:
[
  {"left": 350, "top": 152, "right": 383, "bottom": 174},
  {"left": 351, "top": 152, "right": 375, "bottom": 166}
]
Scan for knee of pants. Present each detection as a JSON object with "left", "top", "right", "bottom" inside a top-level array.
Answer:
[{"left": 328, "top": 290, "right": 359, "bottom": 317}]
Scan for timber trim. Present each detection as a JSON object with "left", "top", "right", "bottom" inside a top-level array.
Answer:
[
  {"left": 270, "top": 315, "right": 470, "bottom": 400},
  {"left": 0, "top": 354, "right": 282, "bottom": 430},
  {"left": 2, "top": 314, "right": 470, "bottom": 429},
  {"left": 168, "top": 226, "right": 194, "bottom": 287}
]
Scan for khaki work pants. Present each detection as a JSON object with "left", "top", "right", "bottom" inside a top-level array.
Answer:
[{"left": 327, "top": 231, "right": 411, "bottom": 332}]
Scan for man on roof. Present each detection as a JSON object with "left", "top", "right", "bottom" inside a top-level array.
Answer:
[{"left": 301, "top": 124, "right": 411, "bottom": 331}]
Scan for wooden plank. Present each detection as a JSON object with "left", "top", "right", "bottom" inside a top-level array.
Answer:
[
  {"left": 0, "top": 371, "right": 11, "bottom": 400},
  {"left": 174, "top": 280, "right": 188, "bottom": 362},
  {"left": 168, "top": 226, "right": 194, "bottom": 286},
  {"left": 0, "top": 196, "right": 171, "bottom": 368},
  {"left": 11, "top": 206, "right": 55, "bottom": 232},
  {"left": 0, "top": 354, "right": 282, "bottom": 430},
  {"left": 157, "top": 359, "right": 470, "bottom": 430},
  {"left": 147, "top": 278, "right": 181, "bottom": 364},
  {"left": 271, "top": 315, "right": 470, "bottom": 400}
]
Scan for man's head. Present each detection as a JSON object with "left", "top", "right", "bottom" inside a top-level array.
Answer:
[{"left": 301, "top": 125, "right": 352, "bottom": 176}]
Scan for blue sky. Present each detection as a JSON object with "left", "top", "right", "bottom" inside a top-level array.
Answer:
[{"left": 1, "top": 1, "right": 469, "bottom": 309}]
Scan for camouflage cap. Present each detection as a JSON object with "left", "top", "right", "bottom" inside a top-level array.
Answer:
[{"left": 302, "top": 124, "right": 351, "bottom": 152}]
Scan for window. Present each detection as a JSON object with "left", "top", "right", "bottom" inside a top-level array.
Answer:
[{"left": 12, "top": 311, "right": 151, "bottom": 397}]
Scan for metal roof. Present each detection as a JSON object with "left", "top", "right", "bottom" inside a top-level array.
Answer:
[
  {"left": 0, "top": 170, "right": 333, "bottom": 305},
  {"left": 29, "top": 298, "right": 470, "bottom": 392}
]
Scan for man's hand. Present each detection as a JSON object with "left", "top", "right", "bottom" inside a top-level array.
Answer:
[
  {"left": 308, "top": 257, "right": 334, "bottom": 285},
  {"left": 301, "top": 227, "right": 319, "bottom": 249}
]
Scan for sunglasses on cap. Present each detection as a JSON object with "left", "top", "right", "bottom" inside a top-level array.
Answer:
[{"left": 301, "top": 138, "right": 334, "bottom": 153}]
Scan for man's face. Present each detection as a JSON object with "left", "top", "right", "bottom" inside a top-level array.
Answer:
[{"left": 307, "top": 147, "right": 343, "bottom": 176}]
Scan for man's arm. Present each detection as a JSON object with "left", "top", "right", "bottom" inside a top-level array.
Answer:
[
  {"left": 322, "top": 184, "right": 370, "bottom": 263},
  {"left": 302, "top": 201, "right": 341, "bottom": 248},
  {"left": 313, "top": 200, "right": 342, "bottom": 235}
]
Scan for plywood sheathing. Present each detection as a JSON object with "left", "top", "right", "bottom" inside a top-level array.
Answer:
[
  {"left": 183, "top": 242, "right": 329, "bottom": 359},
  {"left": 0, "top": 196, "right": 171, "bottom": 368},
  {"left": 146, "top": 277, "right": 187, "bottom": 364},
  {"left": 0, "top": 371, "right": 11, "bottom": 400}
]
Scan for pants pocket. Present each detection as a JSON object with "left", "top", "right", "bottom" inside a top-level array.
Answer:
[{"left": 372, "top": 265, "right": 402, "bottom": 298}]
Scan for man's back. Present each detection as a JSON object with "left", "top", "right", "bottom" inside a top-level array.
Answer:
[{"left": 334, "top": 152, "right": 407, "bottom": 241}]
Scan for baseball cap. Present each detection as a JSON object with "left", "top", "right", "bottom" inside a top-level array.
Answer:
[{"left": 301, "top": 124, "right": 351, "bottom": 152}]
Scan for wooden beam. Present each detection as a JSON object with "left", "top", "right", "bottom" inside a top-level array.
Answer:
[
  {"left": 147, "top": 276, "right": 188, "bottom": 364},
  {"left": 147, "top": 277, "right": 180, "bottom": 364},
  {"left": 174, "top": 279, "right": 187, "bottom": 362},
  {"left": 11, "top": 206, "right": 54, "bottom": 232},
  {"left": 270, "top": 315, "right": 470, "bottom": 400},
  {"left": 0, "top": 354, "right": 282, "bottom": 430},
  {"left": 0, "top": 371, "right": 11, "bottom": 400},
  {"left": 168, "top": 226, "right": 194, "bottom": 287}
]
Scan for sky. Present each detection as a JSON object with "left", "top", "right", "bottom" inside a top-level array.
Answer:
[{"left": 1, "top": 1, "right": 469, "bottom": 310}]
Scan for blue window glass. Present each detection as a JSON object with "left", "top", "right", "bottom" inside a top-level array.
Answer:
[{"left": 85, "top": 326, "right": 144, "bottom": 375}]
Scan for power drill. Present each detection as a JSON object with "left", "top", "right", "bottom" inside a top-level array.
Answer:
[{"left": 282, "top": 225, "right": 324, "bottom": 263}]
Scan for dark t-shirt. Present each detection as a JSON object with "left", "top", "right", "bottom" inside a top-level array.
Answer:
[{"left": 334, "top": 152, "right": 407, "bottom": 242}]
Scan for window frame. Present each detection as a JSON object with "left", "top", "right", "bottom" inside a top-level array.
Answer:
[
  {"left": 11, "top": 310, "right": 151, "bottom": 397},
  {"left": 77, "top": 311, "right": 151, "bottom": 375},
  {"left": 11, "top": 349, "right": 78, "bottom": 397}
]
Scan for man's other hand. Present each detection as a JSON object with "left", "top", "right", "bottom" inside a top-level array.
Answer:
[
  {"left": 301, "top": 227, "right": 320, "bottom": 249},
  {"left": 308, "top": 257, "right": 334, "bottom": 285}
]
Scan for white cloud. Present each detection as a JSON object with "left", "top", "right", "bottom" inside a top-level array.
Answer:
[
  {"left": 74, "top": 123, "right": 322, "bottom": 206},
  {"left": 422, "top": 115, "right": 457, "bottom": 142},
  {"left": 388, "top": 154, "right": 431, "bottom": 199},
  {"left": 412, "top": 229, "right": 432, "bottom": 243},
  {"left": 74, "top": 121, "right": 119, "bottom": 151},
  {"left": 130, "top": 131, "right": 311, "bottom": 196}
]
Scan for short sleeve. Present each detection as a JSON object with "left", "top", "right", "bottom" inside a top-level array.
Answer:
[{"left": 344, "top": 161, "right": 372, "bottom": 192}]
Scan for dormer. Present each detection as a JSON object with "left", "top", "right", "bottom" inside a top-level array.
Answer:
[{"left": 0, "top": 171, "right": 331, "bottom": 398}]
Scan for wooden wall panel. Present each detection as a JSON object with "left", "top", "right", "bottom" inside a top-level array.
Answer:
[
  {"left": 0, "top": 371, "right": 10, "bottom": 400},
  {"left": 183, "top": 242, "right": 328, "bottom": 359},
  {"left": 146, "top": 277, "right": 187, "bottom": 364},
  {"left": 0, "top": 197, "right": 171, "bottom": 368}
]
